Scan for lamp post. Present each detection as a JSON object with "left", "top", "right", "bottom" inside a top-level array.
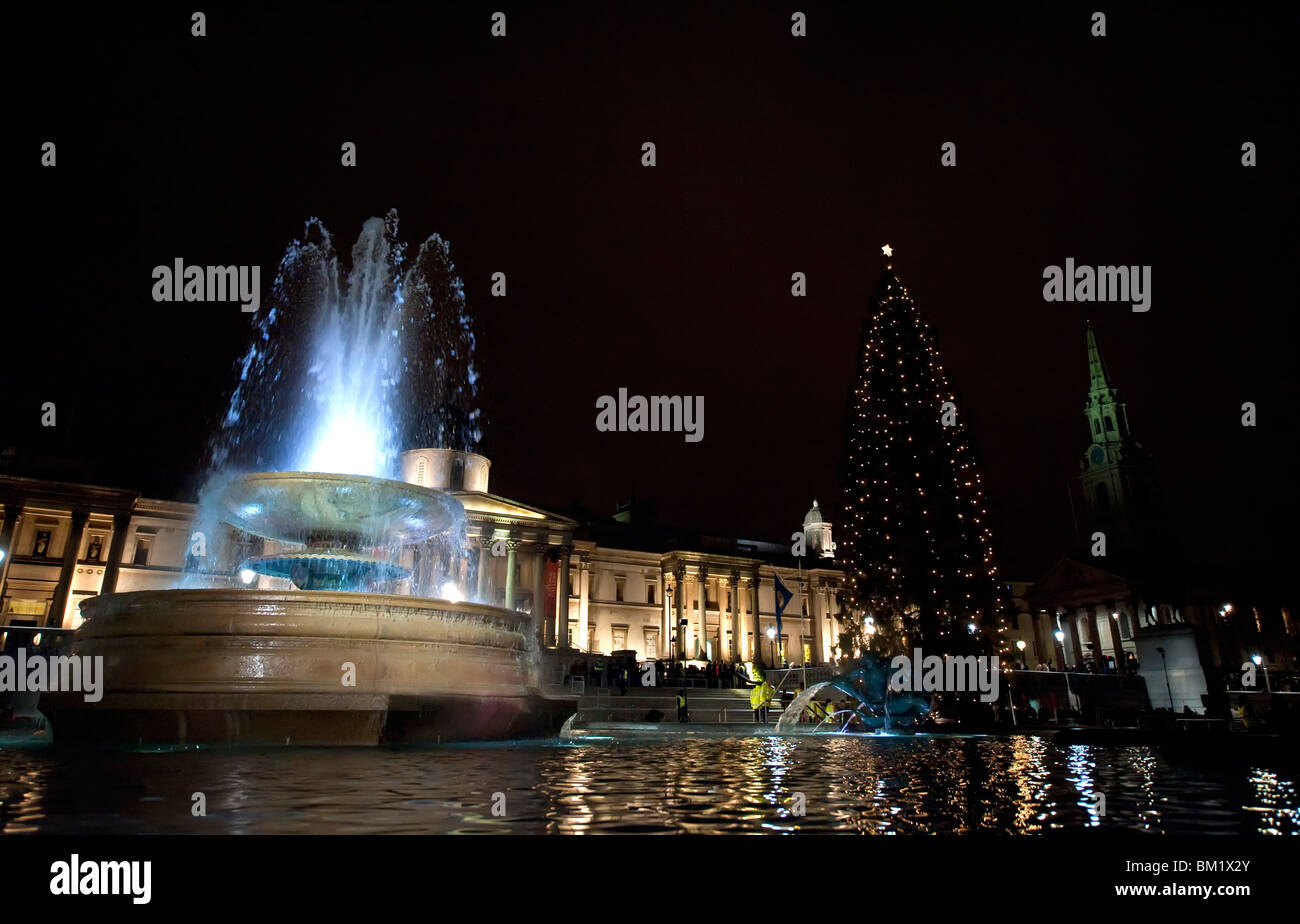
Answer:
[
  {"left": 766, "top": 626, "right": 777, "bottom": 669},
  {"left": 1054, "top": 629, "right": 1069, "bottom": 722}
]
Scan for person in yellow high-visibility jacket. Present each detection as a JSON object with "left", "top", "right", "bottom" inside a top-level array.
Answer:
[{"left": 751, "top": 678, "right": 773, "bottom": 723}]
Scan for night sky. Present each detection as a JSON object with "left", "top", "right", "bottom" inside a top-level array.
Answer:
[{"left": 8, "top": 3, "right": 1296, "bottom": 589}]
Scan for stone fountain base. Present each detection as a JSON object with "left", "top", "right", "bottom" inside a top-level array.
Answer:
[{"left": 41, "top": 589, "right": 575, "bottom": 747}]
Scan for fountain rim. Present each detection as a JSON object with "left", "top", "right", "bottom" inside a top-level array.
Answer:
[
  {"left": 79, "top": 587, "right": 519, "bottom": 620},
  {"left": 213, "top": 469, "right": 465, "bottom": 546}
]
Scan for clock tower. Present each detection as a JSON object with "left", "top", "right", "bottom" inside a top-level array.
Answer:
[{"left": 1078, "top": 323, "right": 1153, "bottom": 548}]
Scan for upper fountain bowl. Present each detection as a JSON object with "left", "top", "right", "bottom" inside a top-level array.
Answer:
[{"left": 214, "top": 471, "right": 463, "bottom": 549}]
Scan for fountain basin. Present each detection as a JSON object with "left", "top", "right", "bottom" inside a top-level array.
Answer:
[{"left": 42, "top": 589, "right": 571, "bottom": 746}]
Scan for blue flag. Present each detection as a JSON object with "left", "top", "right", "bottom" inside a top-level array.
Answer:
[{"left": 773, "top": 574, "right": 793, "bottom": 640}]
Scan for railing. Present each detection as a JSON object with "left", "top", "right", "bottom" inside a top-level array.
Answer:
[{"left": 578, "top": 703, "right": 767, "bottom": 724}]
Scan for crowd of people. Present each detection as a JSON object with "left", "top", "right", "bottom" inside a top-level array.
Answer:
[
  {"left": 566, "top": 657, "right": 756, "bottom": 692},
  {"left": 1025, "top": 651, "right": 1140, "bottom": 673}
]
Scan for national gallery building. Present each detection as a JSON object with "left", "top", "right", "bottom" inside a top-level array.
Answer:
[{"left": 0, "top": 450, "right": 848, "bottom": 668}]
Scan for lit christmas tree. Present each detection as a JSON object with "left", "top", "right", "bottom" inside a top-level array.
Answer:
[{"left": 840, "top": 246, "right": 1009, "bottom": 660}]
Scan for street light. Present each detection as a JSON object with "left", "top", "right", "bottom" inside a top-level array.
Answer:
[{"left": 766, "top": 626, "right": 777, "bottom": 667}]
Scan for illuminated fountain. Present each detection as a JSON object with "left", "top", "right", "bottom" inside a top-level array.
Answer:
[{"left": 42, "top": 214, "right": 567, "bottom": 746}]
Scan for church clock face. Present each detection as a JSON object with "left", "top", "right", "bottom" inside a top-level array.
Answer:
[{"left": 1089, "top": 445, "right": 1105, "bottom": 467}]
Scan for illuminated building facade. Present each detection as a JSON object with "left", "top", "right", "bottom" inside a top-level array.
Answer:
[{"left": 1, "top": 461, "right": 846, "bottom": 667}]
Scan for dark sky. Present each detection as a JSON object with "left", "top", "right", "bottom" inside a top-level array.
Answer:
[{"left": 8, "top": 2, "right": 1296, "bottom": 587}]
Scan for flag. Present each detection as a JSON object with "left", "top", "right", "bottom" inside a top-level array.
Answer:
[{"left": 773, "top": 574, "right": 793, "bottom": 640}]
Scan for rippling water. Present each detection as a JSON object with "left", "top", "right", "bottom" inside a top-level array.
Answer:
[{"left": 0, "top": 735, "right": 1296, "bottom": 834}]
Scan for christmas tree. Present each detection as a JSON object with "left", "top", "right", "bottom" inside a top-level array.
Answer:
[{"left": 840, "top": 246, "right": 1008, "bottom": 659}]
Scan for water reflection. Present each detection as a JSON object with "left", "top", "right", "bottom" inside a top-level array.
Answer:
[{"left": 0, "top": 736, "right": 1295, "bottom": 835}]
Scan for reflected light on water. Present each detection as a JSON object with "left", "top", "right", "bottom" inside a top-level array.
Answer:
[{"left": 0, "top": 738, "right": 1296, "bottom": 835}]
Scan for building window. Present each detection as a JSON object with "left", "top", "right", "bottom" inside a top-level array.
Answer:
[
  {"left": 6, "top": 598, "right": 48, "bottom": 617},
  {"left": 587, "top": 625, "right": 597, "bottom": 653},
  {"left": 1105, "top": 415, "right": 1116, "bottom": 432},
  {"left": 803, "top": 642, "right": 813, "bottom": 664},
  {"left": 644, "top": 629, "right": 659, "bottom": 659},
  {"left": 727, "top": 631, "right": 735, "bottom": 659},
  {"left": 615, "top": 576, "right": 625, "bottom": 602},
  {"left": 1093, "top": 418, "right": 1101, "bottom": 436},
  {"left": 646, "top": 582, "right": 656, "bottom": 606},
  {"left": 611, "top": 626, "right": 627, "bottom": 651},
  {"left": 32, "top": 530, "right": 52, "bottom": 557},
  {"left": 85, "top": 534, "right": 105, "bottom": 563},
  {"left": 132, "top": 537, "right": 152, "bottom": 566}
]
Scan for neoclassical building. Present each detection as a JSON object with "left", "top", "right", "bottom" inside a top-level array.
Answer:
[{"left": 1, "top": 452, "right": 848, "bottom": 667}]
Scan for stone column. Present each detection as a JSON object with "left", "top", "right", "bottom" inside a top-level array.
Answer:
[
  {"left": 577, "top": 552, "right": 591, "bottom": 652},
  {"left": 503, "top": 537, "right": 520, "bottom": 610},
  {"left": 661, "top": 570, "right": 671, "bottom": 652},
  {"left": 49, "top": 510, "right": 89, "bottom": 628},
  {"left": 702, "top": 561, "right": 712, "bottom": 660},
  {"left": 532, "top": 542, "right": 548, "bottom": 644},
  {"left": 1082, "top": 605, "right": 1103, "bottom": 670},
  {"left": 712, "top": 574, "right": 724, "bottom": 661},
  {"left": 728, "top": 571, "right": 740, "bottom": 662},
  {"left": 476, "top": 535, "right": 493, "bottom": 602},
  {"left": 98, "top": 512, "right": 131, "bottom": 592},
  {"left": 824, "top": 587, "right": 837, "bottom": 661},
  {"left": 0, "top": 504, "right": 21, "bottom": 598},
  {"left": 556, "top": 544, "right": 573, "bottom": 648},
  {"left": 750, "top": 570, "right": 763, "bottom": 667},
  {"left": 1031, "top": 613, "right": 1051, "bottom": 668},
  {"left": 673, "top": 564, "right": 686, "bottom": 659},
  {"left": 1062, "top": 610, "right": 1083, "bottom": 668},
  {"left": 808, "top": 580, "right": 823, "bottom": 665}
]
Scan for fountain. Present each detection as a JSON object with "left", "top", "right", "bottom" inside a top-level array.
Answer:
[
  {"left": 774, "top": 653, "right": 932, "bottom": 735},
  {"left": 41, "top": 214, "right": 572, "bottom": 746}
]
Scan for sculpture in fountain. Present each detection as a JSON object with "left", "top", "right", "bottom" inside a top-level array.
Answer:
[{"left": 775, "top": 653, "right": 932, "bottom": 734}]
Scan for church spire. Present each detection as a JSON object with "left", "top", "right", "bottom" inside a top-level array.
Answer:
[
  {"left": 1078, "top": 322, "right": 1151, "bottom": 547},
  {"left": 1085, "top": 321, "right": 1113, "bottom": 395}
]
